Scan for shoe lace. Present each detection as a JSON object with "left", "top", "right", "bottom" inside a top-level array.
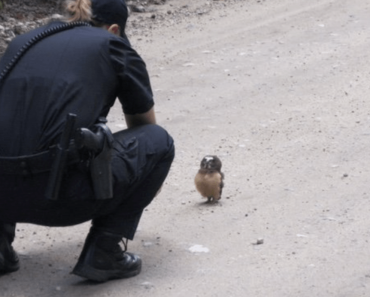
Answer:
[{"left": 120, "top": 238, "right": 128, "bottom": 253}]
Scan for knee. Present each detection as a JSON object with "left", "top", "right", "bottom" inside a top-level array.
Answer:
[
  {"left": 165, "top": 133, "right": 175, "bottom": 162},
  {"left": 148, "top": 125, "right": 175, "bottom": 161}
]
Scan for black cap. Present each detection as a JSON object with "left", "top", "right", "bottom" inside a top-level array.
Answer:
[{"left": 91, "top": 0, "right": 128, "bottom": 38}]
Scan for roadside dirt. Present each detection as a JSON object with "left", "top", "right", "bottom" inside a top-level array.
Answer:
[
  {"left": 2, "top": 0, "right": 370, "bottom": 296},
  {"left": 0, "top": 0, "right": 236, "bottom": 57}
]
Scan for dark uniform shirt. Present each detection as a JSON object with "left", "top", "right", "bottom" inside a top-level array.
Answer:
[{"left": 0, "top": 21, "right": 154, "bottom": 157}]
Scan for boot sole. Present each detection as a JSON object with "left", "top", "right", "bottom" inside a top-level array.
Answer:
[{"left": 72, "top": 261, "right": 142, "bottom": 282}]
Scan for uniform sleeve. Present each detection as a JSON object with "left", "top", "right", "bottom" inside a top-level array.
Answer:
[{"left": 108, "top": 37, "right": 154, "bottom": 115}]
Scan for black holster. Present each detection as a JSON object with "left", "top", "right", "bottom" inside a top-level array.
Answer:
[{"left": 75, "top": 119, "right": 114, "bottom": 200}]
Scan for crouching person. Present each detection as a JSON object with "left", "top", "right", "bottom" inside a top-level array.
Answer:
[{"left": 0, "top": 0, "right": 174, "bottom": 282}]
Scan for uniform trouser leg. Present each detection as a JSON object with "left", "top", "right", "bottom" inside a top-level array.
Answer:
[
  {"left": 72, "top": 124, "right": 174, "bottom": 281},
  {"left": 0, "top": 222, "right": 15, "bottom": 244},
  {"left": 0, "top": 221, "right": 19, "bottom": 273},
  {"left": 91, "top": 124, "right": 175, "bottom": 239}
]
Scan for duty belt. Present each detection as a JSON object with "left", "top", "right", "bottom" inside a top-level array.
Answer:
[
  {"left": 0, "top": 114, "right": 113, "bottom": 201},
  {"left": 0, "top": 145, "right": 80, "bottom": 176}
]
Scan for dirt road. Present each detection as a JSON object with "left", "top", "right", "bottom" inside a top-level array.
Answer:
[{"left": 2, "top": 0, "right": 370, "bottom": 296}]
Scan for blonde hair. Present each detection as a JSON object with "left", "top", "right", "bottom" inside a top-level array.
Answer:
[{"left": 65, "top": 0, "right": 92, "bottom": 22}]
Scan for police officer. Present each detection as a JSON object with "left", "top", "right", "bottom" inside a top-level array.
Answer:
[{"left": 0, "top": 0, "right": 174, "bottom": 282}]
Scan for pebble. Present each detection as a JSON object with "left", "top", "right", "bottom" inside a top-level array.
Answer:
[
  {"left": 143, "top": 241, "right": 153, "bottom": 247},
  {"left": 141, "top": 281, "right": 155, "bottom": 289},
  {"left": 256, "top": 238, "right": 264, "bottom": 245},
  {"left": 189, "top": 244, "right": 210, "bottom": 253},
  {"left": 130, "top": 5, "right": 146, "bottom": 13}
]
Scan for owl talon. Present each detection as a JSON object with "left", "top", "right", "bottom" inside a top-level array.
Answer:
[{"left": 207, "top": 197, "right": 219, "bottom": 203}]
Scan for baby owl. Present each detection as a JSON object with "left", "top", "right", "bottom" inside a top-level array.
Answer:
[{"left": 194, "top": 155, "right": 224, "bottom": 203}]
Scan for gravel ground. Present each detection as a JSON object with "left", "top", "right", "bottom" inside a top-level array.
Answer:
[{"left": 0, "top": 0, "right": 238, "bottom": 57}]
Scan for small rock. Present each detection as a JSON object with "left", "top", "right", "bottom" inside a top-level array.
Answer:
[
  {"left": 141, "top": 281, "right": 154, "bottom": 289},
  {"left": 130, "top": 5, "right": 146, "bottom": 13},
  {"left": 143, "top": 241, "right": 153, "bottom": 247},
  {"left": 256, "top": 238, "right": 264, "bottom": 245},
  {"left": 189, "top": 244, "right": 210, "bottom": 253},
  {"left": 5, "top": 37, "right": 13, "bottom": 44},
  {"left": 50, "top": 14, "right": 64, "bottom": 20}
]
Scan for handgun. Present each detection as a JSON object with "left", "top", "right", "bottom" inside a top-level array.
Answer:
[{"left": 75, "top": 120, "right": 114, "bottom": 200}]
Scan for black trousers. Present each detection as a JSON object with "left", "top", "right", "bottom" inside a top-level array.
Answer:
[{"left": 0, "top": 124, "right": 174, "bottom": 240}]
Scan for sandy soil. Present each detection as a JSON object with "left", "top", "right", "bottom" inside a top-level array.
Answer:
[{"left": 2, "top": 0, "right": 370, "bottom": 296}]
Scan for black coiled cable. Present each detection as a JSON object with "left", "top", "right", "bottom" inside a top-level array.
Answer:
[{"left": 0, "top": 21, "right": 91, "bottom": 85}]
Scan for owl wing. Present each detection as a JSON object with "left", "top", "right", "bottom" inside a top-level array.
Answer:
[
  {"left": 219, "top": 171, "right": 225, "bottom": 196},
  {"left": 195, "top": 171, "right": 223, "bottom": 200}
]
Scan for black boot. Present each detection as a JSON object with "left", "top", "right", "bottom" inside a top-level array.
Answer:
[
  {"left": 72, "top": 227, "right": 141, "bottom": 282},
  {"left": 0, "top": 223, "right": 20, "bottom": 274}
]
